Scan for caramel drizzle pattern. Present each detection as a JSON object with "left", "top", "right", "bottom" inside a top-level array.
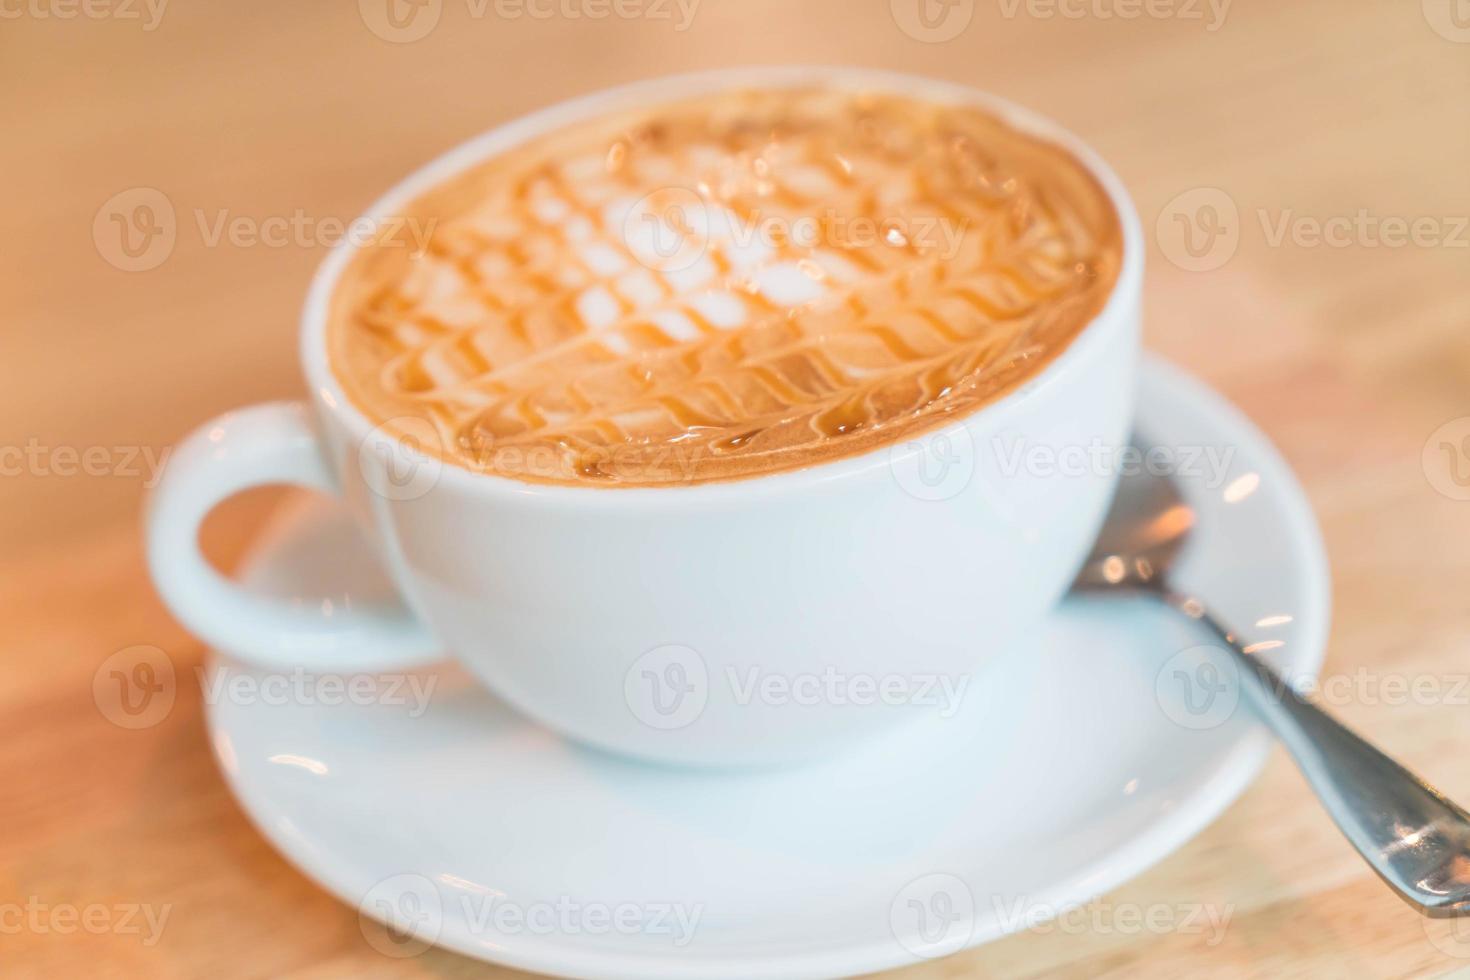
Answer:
[{"left": 341, "top": 91, "right": 1120, "bottom": 485}]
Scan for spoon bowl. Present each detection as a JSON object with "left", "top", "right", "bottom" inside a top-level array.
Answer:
[{"left": 1073, "top": 455, "right": 1195, "bottom": 592}]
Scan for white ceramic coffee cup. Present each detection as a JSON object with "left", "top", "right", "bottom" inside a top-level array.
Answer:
[{"left": 147, "top": 66, "right": 1143, "bottom": 767}]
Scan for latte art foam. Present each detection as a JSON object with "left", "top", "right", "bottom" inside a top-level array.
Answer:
[{"left": 328, "top": 87, "right": 1123, "bottom": 487}]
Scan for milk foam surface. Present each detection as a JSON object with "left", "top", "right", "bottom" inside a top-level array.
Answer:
[{"left": 328, "top": 87, "right": 1123, "bottom": 487}]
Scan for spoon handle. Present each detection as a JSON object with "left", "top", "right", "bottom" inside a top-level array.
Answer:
[{"left": 1169, "top": 592, "right": 1470, "bottom": 916}]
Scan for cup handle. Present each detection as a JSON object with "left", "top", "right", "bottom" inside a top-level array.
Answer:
[{"left": 146, "top": 401, "right": 441, "bottom": 672}]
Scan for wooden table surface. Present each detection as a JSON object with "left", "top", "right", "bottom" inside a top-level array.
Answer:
[{"left": 5, "top": 1, "right": 1470, "bottom": 976}]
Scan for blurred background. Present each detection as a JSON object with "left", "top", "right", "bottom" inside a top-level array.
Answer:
[{"left": 4, "top": 1, "right": 1470, "bottom": 976}]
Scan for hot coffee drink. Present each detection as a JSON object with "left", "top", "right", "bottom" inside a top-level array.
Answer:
[
  {"left": 154, "top": 73, "right": 1142, "bottom": 767},
  {"left": 327, "top": 85, "right": 1122, "bottom": 487}
]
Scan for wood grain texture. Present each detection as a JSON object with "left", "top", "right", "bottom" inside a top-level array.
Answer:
[{"left": 3, "top": 1, "right": 1469, "bottom": 976}]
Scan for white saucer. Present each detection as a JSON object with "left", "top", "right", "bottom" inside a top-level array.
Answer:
[{"left": 205, "top": 357, "right": 1329, "bottom": 979}]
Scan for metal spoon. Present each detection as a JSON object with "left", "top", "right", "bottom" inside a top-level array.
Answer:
[{"left": 1073, "top": 443, "right": 1470, "bottom": 916}]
